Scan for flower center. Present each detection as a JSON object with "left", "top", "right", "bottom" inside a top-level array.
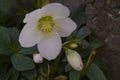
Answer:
[{"left": 37, "top": 16, "right": 55, "bottom": 33}]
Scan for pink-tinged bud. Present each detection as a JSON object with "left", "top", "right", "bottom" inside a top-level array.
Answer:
[{"left": 33, "top": 53, "right": 43, "bottom": 63}]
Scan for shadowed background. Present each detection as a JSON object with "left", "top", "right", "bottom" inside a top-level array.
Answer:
[{"left": 50, "top": 0, "right": 120, "bottom": 80}]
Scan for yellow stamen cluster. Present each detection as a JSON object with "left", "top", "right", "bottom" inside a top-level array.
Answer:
[{"left": 37, "top": 16, "right": 55, "bottom": 33}]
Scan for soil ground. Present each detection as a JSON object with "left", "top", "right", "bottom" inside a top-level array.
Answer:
[{"left": 51, "top": 0, "right": 120, "bottom": 80}]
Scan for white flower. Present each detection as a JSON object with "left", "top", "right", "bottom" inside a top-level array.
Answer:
[
  {"left": 66, "top": 49, "right": 83, "bottom": 71},
  {"left": 19, "top": 3, "right": 77, "bottom": 60},
  {"left": 33, "top": 53, "right": 43, "bottom": 63}
]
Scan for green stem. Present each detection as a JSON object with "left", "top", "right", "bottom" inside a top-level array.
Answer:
[
  {"left": 79, "top": 51, "right": 96, "bottom": 80},
  {"left": 49, "top": 52, "right": 63, "bottom": 77}
]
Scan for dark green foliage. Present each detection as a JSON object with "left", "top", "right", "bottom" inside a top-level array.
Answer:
[
  {"left": 21, "top": 69, "right": 37, "bottom": 80},
  {"left": 0, "top": 0, "right": 19, "bottom": 14},
  {"left": 86, "top": 63, "right": 106, "bottom": 80},
  {"left": 11, "top": 54, "right": 35, "bottom": 71}
]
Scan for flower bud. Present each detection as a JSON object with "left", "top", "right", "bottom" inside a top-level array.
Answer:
[
  {"left": 66, "top": 49, "right": 83, "bottom": 71},
  {"left": 69, "top": 43, "right": 78, "bottom": 49},
  {"left": 33, "top": 53, "right": 43, "bottom": 63}
]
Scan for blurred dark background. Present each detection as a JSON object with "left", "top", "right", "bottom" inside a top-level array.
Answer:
[{"left": 50, "top": 0, "right": 120, "bottom": 80}]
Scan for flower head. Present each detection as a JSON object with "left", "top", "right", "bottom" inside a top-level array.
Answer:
[
  {"left": 19, "top": 3, "right": 77, "bottom": 60},
  {"left": 66, "top": 49, "right": 83, "bottom": 71}
]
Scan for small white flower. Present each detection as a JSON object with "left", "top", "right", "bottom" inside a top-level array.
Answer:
[
  {"left": 33, "top": 53, "right": 43, "bottom": 63},
  {"left": 66, "top": 49, "right": 83, "bottom": 71},
  {"left": 19, "top": 3, "right": 77, "bottom": 60}
]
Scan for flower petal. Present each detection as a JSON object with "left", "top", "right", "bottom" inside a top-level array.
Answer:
[
  {"left": 23, "top": 3, "right": 70, "bottom": 23},
  {"left": 37, "top": 32, "right": 62, "bottom": 60},
  {"left": 56, "top": 18, "right": 77, "bottom": 37},
  {"left": 42, "top": 3, "right": 70, "bottom": 20},
  {"left": 19, "top": 23, "right": 41, "bottom": 47},
  {"left": 23, "top": 9, "right": 44, "bottom": 23}
]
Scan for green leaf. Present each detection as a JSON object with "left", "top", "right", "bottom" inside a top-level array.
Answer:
[
  {"left": 7, "top": 27, "right": 20, "bottom": 48},
  {"left": 11, "top": 54, "right": 35, "bottom": 71},
  {"left": 9, "top": 68, "right": 19, "bottom": 80},
  {"left": 94, "top": 58, "right": 110, "bottom": 71},
  {"left": 0, "top": 44, "right": 13, "bottom": 55},
  {"left": 79, "top": 40, "right": 103, "bottom": 58},
  {"left": 5, "top": 68, "right": 19, "bottom": 80},
  {"left": 0, "top": 26, "right": 10, "bottom": 44},
  {"left": 20, "top": 46, "right": 38, "bottom": 55},
  {"left": 0, "top": 26, "right": 12, "bottom": 55},
  {"left": 4, "top": 68, "right": 12, "bottom": 80},
  {"left": 86, "top": 63, "right": 106, "bottom": 80},
  {"left": 0, "top": 27, "right": 20, "bottom": 55},
  {"left": 0, "top": 0, "right": 18, "bottom": 14},
  {"left": 76, "top": 27, "right": 91, "bottom": 39},
  {"left": 21, "top": 69, "right": 37, "bottom": 80},
  {"left": 90, "top": 40, "right": 103, "bottom": 50},
  {"left": 80, "top": 48, "right": 93, "bottom": 58},
  {"left": 69, "top": 70, "right": 80, "bottom": 80}
]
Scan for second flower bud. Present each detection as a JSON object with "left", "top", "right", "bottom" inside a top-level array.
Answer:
[{"left": 65, "top": 49, "right": 83, "bottom": 71}]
